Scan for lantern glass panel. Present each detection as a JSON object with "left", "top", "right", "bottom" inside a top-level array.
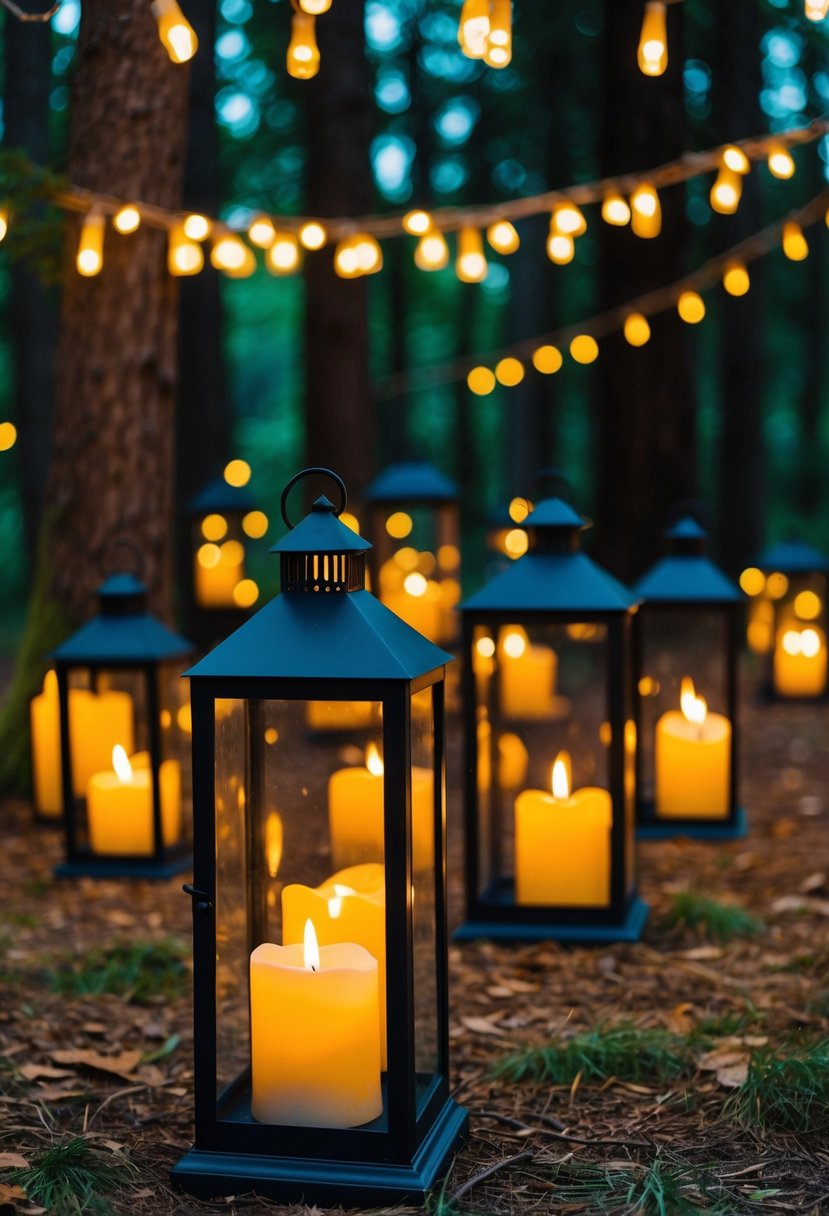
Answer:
[
  {"left": 769, "top": 572, "right": 827, "bottom": 698},
  {"left": 637, "top": 608, "right": 729, "bottom": 816},
  {"left": 373, "top": 506, "right": 459, "bottom": 646},
  {"left": 158, "top": 661, "right": 193, "bottom": 846},
  {"left": 411, "top": 685, "right": 439, "bottom": 1110},
  {"left": 193, "top": 514, "right": 247, "bottom": 610},
  {"left": 473, "top": 620, "right": 613, "bottom": 908}
]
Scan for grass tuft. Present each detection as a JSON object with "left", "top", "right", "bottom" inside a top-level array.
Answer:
[
  {"left": 492, "top": 1023, "right": 694, "bottom": 1085},
  {"left": 47, "top": 938, "right": 189, "bottom": 1006},
  {"left": 662, "top": 891, "right": 763, "bottom": 942},
  {"left": 3, "top": 1136, "right": 134, "bottom": 1215},
  {"left": 550, "top": 1154, "right": 730, "bottom": 1215},
  {"left": 725, "top": 1037, "right": 829, "bottom": 1134}
]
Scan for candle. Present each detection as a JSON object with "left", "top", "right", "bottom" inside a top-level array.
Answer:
[
  {"left": 383, "top": 572, "right": 444, "bottom": 641},
  {"left": 86, "top": 746, "right": 181, "bottom": 855},
  {"left": 498, "top": 731, "right": 529, "bottom": 789},
  {"left": 499, "top": 627, "right": 558, "bottom": 719},
  {"left": 773, "top": 626, "right": 827, "bottom": 698},
  {"left": 194, "top": 539, "right": 244, "bottom": 608},
  {"left": 306, "top": 700, "right": 376, "bottom": 731},
  {"left": 655, "top": 677, "right": 730, "bottom": 818},
  {"left": 514, "top": 751, "right": 611, "bottom": 906},
  {"left": 69, "top": 688, "right": 135, "bottom": 799},
  {"left": 328, "top": 744, "right": 433, "bottom": 870},
  {"left": 282, "top": 863, "right": 386, "bottom": 1063},
  {"left": 250, "top": 919, "right": 382, "bottom": 1127},
  {"left": 30, "top": 671, "right": 63, "bottom": 817}
]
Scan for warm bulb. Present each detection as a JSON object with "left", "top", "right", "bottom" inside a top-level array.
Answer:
[
  {"left": 767, "top": 144, "right": 795, "bottom": 179},
  {"left": 723, "top": 261, "right": 750, "bottom": 296},
  {"left": 248, "top": 215, "right": 276, "bottom": 248},
  {"left": 298, "top": 221, "right": 327, "bottom": 250},
  {"left": 467, "top": 366, "right": 496, "bottom": 395},
  {"left": 287, "top": 10, "right": 320, "bottom": 80},
  {"left": 630, "top": 184, "right": 661, "bottom": 237},
  {"left": 551, "top": 203, "right": 586, "bottom": 237},
  {"left": 484, "top": 0, "right": 512, "bottom": 67},
  {"left": 532, "top": 345, "right": 563, "bottom": 374},
  {"left": 637, "top": 0, "right": 667, "bottom": 76},
  {"left": 677, "top": 290, "right": 705, "bottom": 323},
  {"left": 722, "top": 144, "right": 750, "bottom": 174},
  {"left": 710, "top": 167, "right": 742, "bottom": 215},
  {"left": 456, "top": 227, "right": 487, "bottom": 282},
  {"left": 486, "top": 220, "right": 520, "bottom": 253},
  {"left": 403, "top": 209, "right": 432, "bottom": 235},
  {"left": 152, "top": 0, "right": 198, "bottom": 64},
  {"left": 458, "top": 0, "right": 490, "bottom": 58},
  {"left": 334, "top": 233, "right": 383, "bottom": 278},
  {"left": 210, "top": 234, "right": 256, "bottom": 277},
  {"left": 546, "top": 232, "right": 574, "bottom": 264},
  {"left": 168, "top": 222, "right": 204, "bottom": 275},
  {"left": 76, "top": 213, "right": 105, "bottom": 277},
  {"left": 623, "top": 312, "right": 651, "bottom": 346},
  {"left": 782, "top": 221, "right": 809, "bottom": 261},
  {"left": 495, "top": 357, "right": 524, "bottom": 387},
  {"left": 805, "top": 0, "right": 829, "bottom": 18},
  {"left": 0, "top": 209, "right": 7, "bottom": 242},
  {"left": 183, "top": 213, "right": 210, "bottom": 241},
  {"left": 113, "top": 205, "right": 141, "bottom": 234},
  {"left": 601, "top": 192, "right": 631, "bottom": 225},
  {"left": 267, "top": 230, "right": 301, "bottom": 274},
  {"left": 298, "top": 0, "right": 331, "bottom": 11},
  {"left": 570, "top": 334, "right": 599, "bottom": 364},
  {"left": 414, "top": 231, "right": 449, "bottom": 271}
]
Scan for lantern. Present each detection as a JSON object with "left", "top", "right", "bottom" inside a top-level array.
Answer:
[
  {"left": 632, "top": 516, "right": 745, "bottom": 840},
  {"left": 172, "top": 469, "right": 467, "bottom": 1206},
  {"left": 52, "top": 572, "right": 194, "bottom": 878},
  {"left": 749, "top": 540, "right": 829, "bottom": 700},
  {"left": 186, "top": 477, "right": 262, "bottom": 644},
  {"left": 456, "top": 496, "right": 647, "bottom": 943},
  {"left": 363, "top": 461, "right": 460, "bottom": 647}
]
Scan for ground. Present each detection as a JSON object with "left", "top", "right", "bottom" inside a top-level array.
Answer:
[{"left": 1, "top": 665, "right": 828, "bottom": 1215}]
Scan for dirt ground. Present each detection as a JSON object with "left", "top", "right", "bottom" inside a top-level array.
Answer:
[{"left": 1, "top": 665, "right": 829, "bottom": 1215}]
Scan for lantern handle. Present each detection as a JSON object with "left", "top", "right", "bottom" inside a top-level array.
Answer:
[
  {"left": 280, "top": 467, "right": 348, "bottom": 530},
  {"left": 100, "top": 535, "right": 145, "bottom": 579}
]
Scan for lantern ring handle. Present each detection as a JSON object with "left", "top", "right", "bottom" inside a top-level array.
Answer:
[
  {"left": 280, "top": 467, "right": 347, "bottom": 530},
  {"left": 100, "top": 535, "right": 145, "bottom": 579}
]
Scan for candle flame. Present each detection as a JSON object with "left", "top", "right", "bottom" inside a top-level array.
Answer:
[
  {"left": 112, "top": 745, "right": 132, "bottom": 783},
  {"left": 303, "top": 918, "right": 320, "bottom": 971},
  {"left": 551, "top": 751, "right": 571, "bottom": 800},
  {"left": 680, "top": 677, "right": 707, "bottom": 725},
  {"left": 366, "top": 742, "right": 384, "bottom": 776}
]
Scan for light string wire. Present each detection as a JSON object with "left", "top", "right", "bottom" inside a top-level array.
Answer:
[
  {"left": 373, "top": 187, "right": 829, "bottom": 401},
  {"left": 47, "top": 119, "right": 827, "bottom": 242}
]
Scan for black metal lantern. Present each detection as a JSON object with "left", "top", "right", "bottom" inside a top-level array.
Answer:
[
  {"left": 172, "top": 468, "right": 467, "bottom": 1207},
  {"left": 456, "top": 496, "right": 647, "bottom": 944},
  {"left": 53, "top": 573, "right": 194, "bottom": 879},
  {"left": 746, "top": 540, "right": 829, "bottom": 701},
  {"left": 363, "top": 461, "right": 460, "bottom": 647},
  {"left": 632, "top": 517, "right": 745, "bottom": 841},
  {"left": 186, "top": 476, "right": 263, "bottom": 644}
]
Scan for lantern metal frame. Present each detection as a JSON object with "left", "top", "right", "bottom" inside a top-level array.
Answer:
[
  {"left": 456, "top": 497, "right": 648, "bottom": 945},
  {"left": 755, "top": 539, "right": 829, "bottom": 703},
  {"left": 186, "top": 476, "right": 257, "bottom": 646},
  {"left": 172, "top": 469, "right": 468, "bottom": 1208},
  {"left": 52, "top": 573, "right": 194, "bottom": 879},
  {"left": 632, "top": 517, "right": 746, "bottom": 841}
]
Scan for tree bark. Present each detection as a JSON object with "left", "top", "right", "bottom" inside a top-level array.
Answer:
[
  {"left": 595, "top": 0, "right": 694, "bottom": 582},
  {"left": 0, "top": 0, "right": 190, "bottom": 793},
  {"left": 303, "top": 0, "right": 374, "bottom": 499},
  {"left": 3, "top": 3, "right": 58, "bottom": 565}
]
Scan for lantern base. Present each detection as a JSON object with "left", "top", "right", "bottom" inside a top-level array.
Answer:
[
  {"left": 453, "top": 896, "right": 649, "bottom": 944},
  {"left": 171, "top": 1096, "right": 469, "bottom": 1207},
  {"left": 54, "top": 852, "right": 192, "bottom": 880},
  {"left": 636, "top": 804, "right": 747, "bottom": 841}
]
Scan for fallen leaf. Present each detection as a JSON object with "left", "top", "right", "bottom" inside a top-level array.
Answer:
[
  {"left": 716, "top": 1060, "right": 749, "bottom": 1088},
  {"left": 771, "top": 895, "right": 829, "bottom": 917},
  {"left": 569, "top": 1070, "right": 582, "bottom": 1101},
  {"left": 18, "top": 1064, "right": 75, "bottom": 1082},
  {"left": 676, "top": 946, "right": 723, "bottom": 961},
  {"left": 0, "top": 1183, "right": 27, "bottom": 1202},
  {"left": 461, "top": 1016, "right": 506, "bottom": 1037},
  {"left": 771, "top": 817, "right": 798, "bottom": 839},
  {"left": 668, "top": 1002, "right": 696, "bottom": 1034},
  {"left": 50, "top": 1049, "right": 141, "bottom": 1080},
  {"left": 0, "top": 1152, "right": 29, "bottom": 1169},
  {"left": 698, "top": 1047, "right": 750, "bottom": 1087},
  {"left": 799, "top": 872, "right": 826, "bottom": 894}
]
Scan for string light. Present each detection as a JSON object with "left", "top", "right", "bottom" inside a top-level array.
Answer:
[
  {"left": 210, "top": 233, "right": 256, "bottom": 277},
  {"left": 0, "top": 421, "right": 17, "bottom": 452},
  {"left": 723, "top": 260, "right": 750, "bottom": 296},
  {"left": 623, "top": 312, "right": 651, "bottom": 346},
  {"left": 298, "top": 220, "right": 327, "bottom": 250},
  {"left": 782, "top": 220, "right": 809, "bottom": 260},
  {"left": 467, "top": 366, "right": 496, "bottom": 395},
  {"left": 287, "top": 10, "right": 320, "bottom": 80},
  {"left": 334, "top": 233, "right": 383, "bottom": 277},
  {"left": 570, "top": 334, "right": 599, "bottom": 364},
  {"left": 0, "top": 208, "right": 7, "bottom": 242},
  {"left": 767, "top": 143, "right": 795, "bottom": 179},
  {"left": 546, "top": 231, "right": 574, "bottom": 264},
  {"left": 152, "top": 0, "right": 198, "bottom": 64},
  {"left": 403, "top": 209, "right": 432, "bottom": 235},
  {"left": 637, "top": 1, "right": 668, "bottom": 77},
  {"left": 225, "top": 459, "right": 251, "bottom": 487},
  {"left": 710, "top": 166, "right": 742, "bottom": 214},
  {"left": 551, "top": 202, "right": 586, "bottom": 237},
  {"left": 601, "top": 192, "right": 631, "bottom": 226},
  {"left": 266, "top": 229, "right": 301, "bottom": 274},
  {"left": 76, "top": 213, "right": 105, "bottom": 276},
  {"left": 415, "top": 230, "right": 449, "bottom": 271},
  {"left": 183, "top": 213, "right": 210, "bottom": 241},
  {"left": 722, "top": 145, "right": 751, "bottom": 174},
  {"left": 677, "top": 290, "right": 705, "bottom": 323},
  {"left": 484, "top": 0, "right": 512, "bottom": 68},
  {"left": 487, "top": 219, "right": 520, "bottom": 253},
  {"left": 804, "top": 0, "right": 828, "bottom": 19},
  {"left": 298, "top": 0, "right": 331, "bottom": 11},
  {"left": 630, "top": 183, "right": 661, "bottom": 238},
  {"left": 495, "top": 356, "right": 524, "bottom": 386},
  {"left": 168, "top": 221, "right": 204, "bottom": 275},
  {"left": 248, "top": 215, "right": 277, "bottom": 248},
  {"left": 458, "top": 0, "right": 490, "bottom": 58},
  {"left": 113, "top": 204, "right": 141, "bottom": 234},
  {"left": 531, "top": 344, "right": 562, "bottom": 374},
  {"left": 456, "top": 227, "right": 488, "bottom": 282}
]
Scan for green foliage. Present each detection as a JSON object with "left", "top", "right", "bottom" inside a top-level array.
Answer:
[
  {"left": 0, "top": 150, "right": 67, "bottom": 283},
  {"left": 492, "top": 1023, "right": 695, "bottom": 1085},
  {"left": 662, "top": 891, "right": 764, "bottom": 943},
  {"left": 549, "top": 1154, "right": 731, "bottom": 1216},
  {"left": 48, "top": 939, "right": 189, "bottom": 1006},
  {"left": 3, "top": 1136, "right": 133, "bottom": 1215},
  {"left": 725, "top": 1038, "right": 829, "bottom": 1135}
]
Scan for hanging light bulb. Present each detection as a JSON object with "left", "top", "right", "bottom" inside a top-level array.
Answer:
[
  {"left": 722, "top": 261, "right": 750, "bottom": 296},
  {"left": 782, "top": 221, "right": 809, "bottom": 261},
  {"left": 456, "top": 227, "right": 488, "bottom": 282},
  {"left": 402, "top": 209, "right": 432, "bottom": 235},
  {"left": 722, "top": 144, "right": 750, "bottom": 175},
  {"left": 76, "top": 213, "right": 105, "bottom": 277},
  {"left": 550, "top": 202, "right": 586, "bottom": 238},
  {"left": 414, "top": 230, "right": 449, "bottom": 271},
  {"left": 168, "top": 222, "right": 204, "bottom": 275},
  {"left": 546, "top": 229, "right": 575, "bottom": 264},
  {"left": 298, "top": 220, "right": 327, "bottom": 250},
  {"left": 113, "top": 204, "right": 141, "bottom": 234},
  {"left": 287, "top": 10, "right": 320, "bottom": 79},
  {"left": 248, "top": 215, "right": 277, "bottom": 248},
  {"left": 298, "top": 0, "right": 331, "bottom": 12},
  {"left": 484, "top": 0, "right": 512, "bottom": 68},
  {"left": 805, "top": 0, "right": 828, "bottom": 19},
  {"left": 210, "top": 233, "right": 256, "bottom": 277},
  {"left": 334, "top": 233, "right": 383, "bottom": 278},
  {"left": 601, "top": 192, "right": 631, "bottom": 226},
  {"left": 152, "top": 0, "right": 198, "bottom": 64},
  {"left": 458, "top": 0, "right": 490, "bottom": 58},
  {"left": 0, "top": 208, "right": 7, "bottom": 242},
  {"left": 677, "top": 290, "right": 705, "bottom": 324},
  {"left": 767, "top": 143, "right": 795, "bottom": 180},
  {"left": 630, "top": 183, "right": 661, "bottom": 238},
  {"left": 709, "top": 166, "right": 742, "bottom": 215},
  {"left": 623, "top": 313, "right": 651, "bottom": 346},
  {"left": 637, "top": 1, "right": 668, "bottom": 76},
  {"left": 266, "top": 229, "right": 302, "bottom": 275},
  {"left": 183, "top": 213, "right": 210, "bottom": 241},
  {"left": 486, "top": 219, "right": 520, "bottom": 253}
]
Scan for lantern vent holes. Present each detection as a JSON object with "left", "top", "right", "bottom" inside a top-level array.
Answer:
[{"left": 282, "top": 550, "right": 366, "bottom": 593}]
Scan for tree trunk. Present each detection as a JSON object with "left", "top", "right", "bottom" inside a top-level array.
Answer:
[
  {"left": 713, "top": 0, "right": 765, "bottom": 571},
  {"left": 595, "top": 0, "right": 694, "bottom": 582},
  {"left": 3, "top": 4, "right": 58, "bottom": 565},
  {"left": 303, "top": 0, "right": 374, "bottom": 498},
  {"left": 0, "top": 0, "right": 190, "bottom": 793}
]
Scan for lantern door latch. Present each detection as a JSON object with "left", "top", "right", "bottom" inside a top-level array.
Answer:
[{"left": 183, "top": 883, "right": 212, "bottom": 915}]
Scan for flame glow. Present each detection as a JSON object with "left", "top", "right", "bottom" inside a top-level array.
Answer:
[
  {"left": 265, "top": 811, "right": 283, "bottom": 879},
  {"left": 502, "top": 629, "right": 527, "bottom": 659},
  {"left": 112, "top": 745, "right": 132, "bottom": 783},
  {"left": 304, "top": 918, "right": 320, "bottom": 971},
  {"left": 680, "top": 677, "right": 707, "bottom": 725},
  {"left": 551, "top": 752, "right": 571, "bottom": 800},
  {"left": 366, "top": 743, "right": 384, "bottom": 777},
  {"left": 327, "top": 883, "right": 356, "bottom": 920}
]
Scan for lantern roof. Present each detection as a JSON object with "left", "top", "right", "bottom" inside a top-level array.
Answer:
[
  {"left": 755, "top": 538, "right": 829, "bottom": 575},
  {"left": 462, "top": 496, "right": 636, "bottom": 614},
  {"left": 363, "top": 461, "right": 459, "bottom": 504},
  {"left": 270, "top": 495, "right": 371, "bottom": 555},
  {"left": 53, "top": 573, "right": 193, "bottom": 664},
  {"left": 187, "top": 476, "right": 255, "bottom": 516},
  {"left": 634, "top": 517, "right": 742, "bottom": 604}
]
